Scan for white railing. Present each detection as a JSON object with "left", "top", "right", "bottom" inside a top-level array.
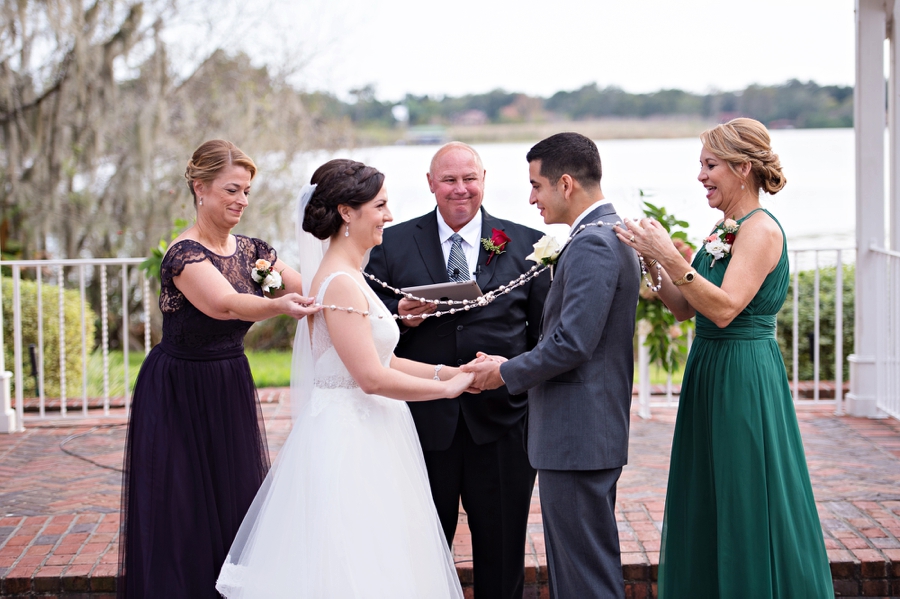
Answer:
[
  {"left": 637, "top": 247, "right": 852, "bottom": 418},
  {"left": 871, "top": 245, "right": 900, "bottom": 419},
  {"left": 0, "top": 258, "right": 151, "bottom": 432}
]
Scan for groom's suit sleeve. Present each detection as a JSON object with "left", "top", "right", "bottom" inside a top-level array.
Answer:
[{"left": 500, "top": 231, "right": 621, "bottom": 396}]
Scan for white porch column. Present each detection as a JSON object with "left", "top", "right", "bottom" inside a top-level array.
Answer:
[
  {"left": 849, "top": 0, "right": 888, "bottom": 417},
  {"left": 894, "top": 0, "right": 900, "bottom": 252}
]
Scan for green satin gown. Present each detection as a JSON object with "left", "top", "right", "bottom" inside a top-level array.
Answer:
[{"left": 658, "top": 209, "right": 834, "bottom": 598}]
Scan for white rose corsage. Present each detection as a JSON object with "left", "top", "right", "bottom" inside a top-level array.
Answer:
[
  {"left": 526, "top": 235, "right": 562, "bottom": 279},
  {"left": 251, "top": 259, "right": 285, "bottom": 293},
  {"left": 703, "top": 218, "right": 739, "bottom": 268}
]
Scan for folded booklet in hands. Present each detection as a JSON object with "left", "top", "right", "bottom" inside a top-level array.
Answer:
[{"left": 400, "top": 280, "right": 483, "bottom": 309}]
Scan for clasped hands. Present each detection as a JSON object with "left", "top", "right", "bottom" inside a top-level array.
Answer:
[{"left": 460, "top": 352, "right": 507, "bottom": 392}]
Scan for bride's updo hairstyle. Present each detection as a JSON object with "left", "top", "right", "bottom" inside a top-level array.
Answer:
[
  {"left": 303, "top": 159, "right": 385, "bottom": 240},
  {"left": 184, "top": 140, "right": 257, "bottom": 207},
  {"left": 700, "top": 117, "right": 786, "bottom": 195}
]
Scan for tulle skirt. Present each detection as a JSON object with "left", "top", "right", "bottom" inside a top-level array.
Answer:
[
  {"left": 658, "top": 337, "right": 833, "bottom": 598},
  {"left": 217, "top": 386, "right": 463, "bottom": 599},
  {"left": 118, "top": 343, "right": 269, "bottom": 599}
]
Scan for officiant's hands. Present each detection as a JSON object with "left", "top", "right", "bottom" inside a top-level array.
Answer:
[
  {"left": 397, "top": 298, "right": 437, "bottom": 327},
  {"left": 460, "top": 352, "right": 507, "bottom": 391}
]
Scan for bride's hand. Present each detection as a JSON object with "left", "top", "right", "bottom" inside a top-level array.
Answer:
[{"left": 443, "top": 371, "right": 477, "bottom": 398}]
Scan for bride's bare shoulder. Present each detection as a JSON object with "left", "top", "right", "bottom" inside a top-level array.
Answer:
[{"left": 319, "top": 272, "right": 368, "bottom": 311}]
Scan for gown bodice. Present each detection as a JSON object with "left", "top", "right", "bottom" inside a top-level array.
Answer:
[
  {"left": 692, "top": 209, "right": 789, "bottom": 340},
  {"left": 158, "top": 236, "right": 276, "bottom": 352},
  {"left": 311, "top": 271, "right": 400, "bottom": 390}
]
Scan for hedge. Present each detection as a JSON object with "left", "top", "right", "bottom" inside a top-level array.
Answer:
[
  {"left": 2, "top": 277, "right": 98, "bottom": 397},
  {"left": 776, "top": 264, "right": 854, "bottom": 382}
]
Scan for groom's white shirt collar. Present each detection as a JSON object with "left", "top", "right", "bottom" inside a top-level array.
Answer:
[{"left": 569, "top": 200, "right": 611, "bottom": 236}]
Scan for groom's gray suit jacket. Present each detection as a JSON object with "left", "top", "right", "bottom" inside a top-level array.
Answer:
[{"left": 501, "top": 203, "right": 640, "bottom": 471}]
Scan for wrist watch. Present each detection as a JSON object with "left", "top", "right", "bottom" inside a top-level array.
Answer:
[{"left": 672, "top": 269, "right": 697, "bottom": 286}]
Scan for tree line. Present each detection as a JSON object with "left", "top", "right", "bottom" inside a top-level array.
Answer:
[
  {"left": 0, "top": 0, "right": 853, "bottom": 264},
  {"left": 337, "top": 80, "right": 853, "bottom": 130}
]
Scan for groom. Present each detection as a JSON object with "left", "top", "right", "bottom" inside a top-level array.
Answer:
[{"left": 464, "top": 132, "right": 639, "bottom": 598}]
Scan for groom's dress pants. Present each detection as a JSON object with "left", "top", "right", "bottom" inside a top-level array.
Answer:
[
  {"left": 538, "top": 467, "right": 625, "bottom": 599},
  {"left": 423, "top": 412, "right": 536, "bottom": 599}
]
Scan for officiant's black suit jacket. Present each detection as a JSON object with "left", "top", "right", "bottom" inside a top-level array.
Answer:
[{"left": 366, "top": 207, "right": 549, "bottom": 449}]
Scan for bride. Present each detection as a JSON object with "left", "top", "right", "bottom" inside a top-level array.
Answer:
[{"left": 216, "top": 159, "right": 472, "bottom": 598}]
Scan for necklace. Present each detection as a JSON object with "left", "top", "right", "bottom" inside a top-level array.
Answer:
[
  {"left": 315, "top": 218, "right": 623, "bottom": 319},
  {"left": 638, "top": 256, "right": 663, "bottom": 292}
]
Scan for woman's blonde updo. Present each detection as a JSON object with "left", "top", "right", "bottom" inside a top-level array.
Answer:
[
  {"left": 700, "top": 118, "right": 786, "bottom": 195},
  {"left": 302, "top": 159, "right": 385, "bottom": 240},
  {"left": 184, "top": 140, "right": 258, "bottom": 206}
]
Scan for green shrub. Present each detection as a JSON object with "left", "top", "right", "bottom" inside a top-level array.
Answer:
[
  {"left": 244, "top": 314, "right": 298, "bottom": 351},
  {"left": 776, "top": 264, "right": 854, "bottom": 381},
  {"left": 2, "top": 277, "right": 98, "bottom": 397}
]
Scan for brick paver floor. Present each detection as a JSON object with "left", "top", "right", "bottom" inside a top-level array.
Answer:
[{"left": 1, "top": 390, "right": 899, "bottom": 597}]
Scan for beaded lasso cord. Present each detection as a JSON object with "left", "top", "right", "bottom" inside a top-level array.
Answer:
[{"left": 314, "top": 218, "right": 659, "bottom": 319}]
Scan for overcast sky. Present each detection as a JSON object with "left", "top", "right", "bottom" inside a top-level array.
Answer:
[{"left": 223, "top": 0, "right": 856, "bottom": 101}]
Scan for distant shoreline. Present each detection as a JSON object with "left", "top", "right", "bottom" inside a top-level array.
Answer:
[{"left": 353, "top": 117, "right": 721, "bottom": 147}]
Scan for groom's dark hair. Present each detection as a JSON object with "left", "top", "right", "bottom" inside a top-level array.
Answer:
[{"left": 526, "top": 132, "right": 602, "bottom": 188}]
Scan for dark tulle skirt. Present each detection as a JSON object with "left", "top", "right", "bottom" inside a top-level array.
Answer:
[{"left": 118, "top": 341, "right": 270, "bottom": 598}]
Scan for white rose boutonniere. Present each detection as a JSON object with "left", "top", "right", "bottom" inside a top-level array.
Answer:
[
  {"left": 526, "top": 236, "right": 561, "bottom": 265},
  {"left": 251, "top": 259, "right": 285, "bottom": 294},
  {"left": 526, "top": 235, "right": 562, "bottom": 279}
]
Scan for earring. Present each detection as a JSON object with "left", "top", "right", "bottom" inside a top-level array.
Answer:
[
  {"left": 740, "top": 184, "right": 744, "bottom": 190},
  {"left": 199, "top": 198, "right": 203, "bottom": 206},
  {"left": 344, "top": 222, "right": 350, "bottom": 237}
]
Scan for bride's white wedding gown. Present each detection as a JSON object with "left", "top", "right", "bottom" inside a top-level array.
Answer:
[{"left": 216, "top": 272, "right": 463, "bottom": 598}]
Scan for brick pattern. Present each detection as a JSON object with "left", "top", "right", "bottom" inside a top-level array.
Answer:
[{"left": 1, "top": 393, "right": 899, "bottom": 597}]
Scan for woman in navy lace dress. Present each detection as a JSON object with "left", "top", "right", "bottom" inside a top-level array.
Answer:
[{"left": 118, "top": 140, "right": 320, "bottom": 598}]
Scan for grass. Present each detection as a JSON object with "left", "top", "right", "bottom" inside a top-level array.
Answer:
[
  {"left": 36, "top": 349, "right": 682, "bottom": 399},
  {"left": 82, "top": 350, "right": 295, "bottom": 394}
]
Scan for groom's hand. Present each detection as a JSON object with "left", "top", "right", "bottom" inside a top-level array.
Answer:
[{"left": 461, "top": 352, "right": 507, "bottom": 391}]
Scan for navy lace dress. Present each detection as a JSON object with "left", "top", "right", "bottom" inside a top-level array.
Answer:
[{"left": 118, "top": 235, "right": 274, "bottom": 598}]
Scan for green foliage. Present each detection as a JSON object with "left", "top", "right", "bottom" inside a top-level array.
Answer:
[
  {"left": 635, "top": 198, "right": 696, "bottom": 374},
  {"left": 244, "top": 315, "right": 298, "bottom": 351},
  {"left": 776, "top": 264, "right": 854, "bottom": 381},
  {"left": 140, "top": 218, "right": 189, "bottom": 282},
  {"left": 2, "top": 277, "right": 97, "bottom": 397}
]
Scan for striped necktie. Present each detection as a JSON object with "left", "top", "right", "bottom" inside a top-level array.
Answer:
[{"left": 447, "top": 233, "right": 469, "bottom": 282}]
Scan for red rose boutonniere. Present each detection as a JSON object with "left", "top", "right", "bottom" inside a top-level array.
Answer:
[{"left": 481, "top": 228, "right": 510, "bottom": 264}]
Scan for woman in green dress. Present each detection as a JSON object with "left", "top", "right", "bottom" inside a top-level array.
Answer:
[{"left": 615, "top": 118, "right": 833, "bottom": 598}]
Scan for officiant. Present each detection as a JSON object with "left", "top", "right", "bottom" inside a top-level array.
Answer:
[{"left": 366, "top": 142, "right": 549, "bottom": 599}]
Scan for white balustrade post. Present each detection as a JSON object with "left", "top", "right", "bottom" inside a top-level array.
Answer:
[
  {"left": 0, "top": 274, "right": 15, "bottom": 433},
  {"left": 122, "top": 266, "right": 130, "bottom": 418},
  {"left": 792, "top": 251, "right": 799, "bottom": 402},
  {"left": 36, "top": 269, "right": 44, "bottom": 417},
  {"left": 813, "top": 252, "right": 821, "bottom": 402},
  {"left": 12, "top": 265, "right": 24, "bottom": 431},
  {"left": 79, "top": 266, "right": 88, "bottom": 416},
  {"left": 835, "top": 250, "right": 844, "bottom": 415},
  {"left": 57, "top": 266, "right": 66, "bottom": 417},
  {"left": 101, "top": 265, "right": 109, "bottom": 415}
]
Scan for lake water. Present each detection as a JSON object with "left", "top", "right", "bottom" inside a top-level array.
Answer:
[{"left": 296, "top": 128, "right": 856, "bottom": 252}]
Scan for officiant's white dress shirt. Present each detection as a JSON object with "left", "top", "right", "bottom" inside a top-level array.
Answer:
[{"left": 436, "top": 210, "right": 483, "bottom": 281}]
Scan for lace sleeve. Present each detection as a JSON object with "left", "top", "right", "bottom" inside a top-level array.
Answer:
[
  {"left": 160, "top": 240, "right": 211, "bottom": 285},
  {"left": 250, "top": 237, "right": 278, "bottom": 264}
]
